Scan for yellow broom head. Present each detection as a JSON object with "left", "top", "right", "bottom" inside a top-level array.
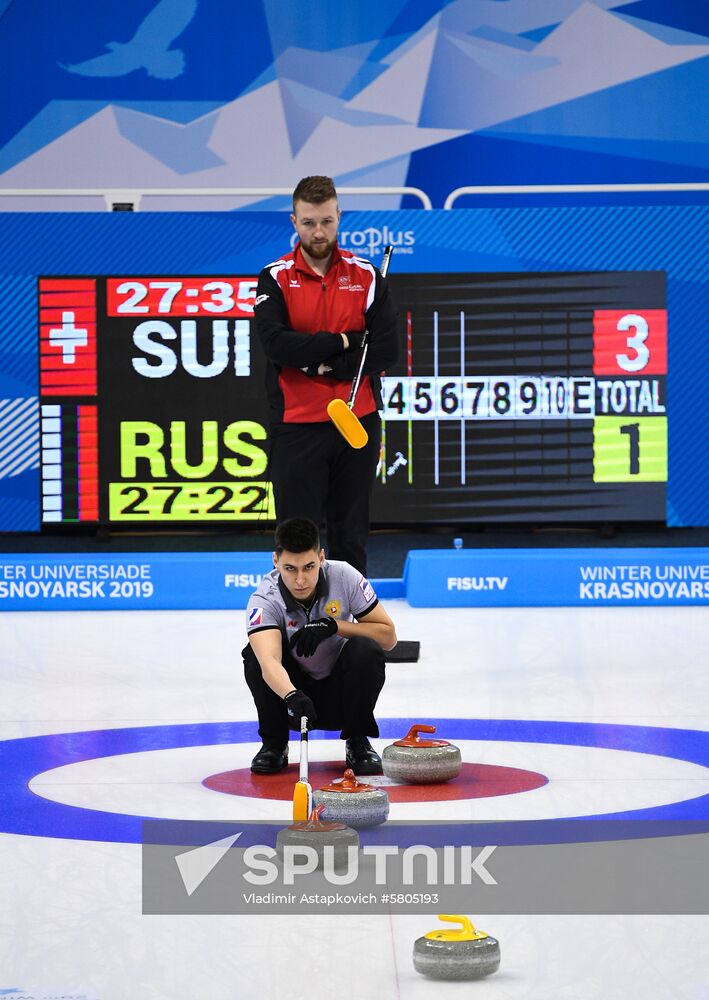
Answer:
[
  {"left": 292, "top": 780, "right": 312, "bottom": 822},
  {"left": 327, "top": 399, "right": 369, "bottom": 449}
]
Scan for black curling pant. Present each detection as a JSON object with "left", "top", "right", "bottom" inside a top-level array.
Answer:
[
  {"left": 268, "top": 411, "right": 381, "bottom": 576},
  {"left": 243, "top": 635, "right": 386, "bottom": 746}
]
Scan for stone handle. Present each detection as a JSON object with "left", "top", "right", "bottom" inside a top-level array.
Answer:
[
  {"left": 425, "top": 914, "right": 488, "bottom": 942},
  {"left": 404, "top": 723, "right": 437, "bottom": 742}
]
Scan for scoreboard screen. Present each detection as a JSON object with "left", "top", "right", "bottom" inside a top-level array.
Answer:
[
  {"left": 38, "top": 270, "right": 667, "bottom": 527},
  {"left": 377, "top": 271, "right": 666, "bottom": 522},
  {"left": 39, "top": 275, "right": 272, "bottom": 525}
]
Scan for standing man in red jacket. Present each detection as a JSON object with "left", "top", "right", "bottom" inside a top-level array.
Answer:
[{"left": 253, "top": 175, "right": 399, "bottom": 576}]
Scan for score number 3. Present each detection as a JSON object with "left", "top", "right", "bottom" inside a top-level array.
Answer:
[
  {"left": 593, "top": 309, "right": 666, "bottom": 377},
  {"left": 616, "top": 314, "right": 649, "bottom": 373}
]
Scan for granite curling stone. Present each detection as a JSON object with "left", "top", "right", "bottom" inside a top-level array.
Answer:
[
  {"left": 313, "top": 768, "right": 389, "bottom": 829},
  {"left": 276, "top": 805, "right": 359, "bottom": 872},
  {"left": 413, "top": 914, "right": 501, "bottom": 980},
  {"left": 382, "top": 724, "right": 462, "bottom": 784}
]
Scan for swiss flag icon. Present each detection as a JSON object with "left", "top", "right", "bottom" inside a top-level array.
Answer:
[
  {"left": 39, "top": 278, "right": 97, "bottom": 396},
  {"left": 593, "top": 309, "right": 667, "bottom": 376}
]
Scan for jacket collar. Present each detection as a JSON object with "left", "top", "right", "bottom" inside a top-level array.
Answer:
[
  {"left": 278, "top": 566, "right": 329, "bottom": 612},
  {"left": 293, "top": 241, "right": 342, "bottom": 277}
]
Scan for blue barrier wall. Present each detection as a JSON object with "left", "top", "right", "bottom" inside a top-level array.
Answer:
[
  {"left": 0, "top": 552, "right": 401, "bottom": 611},
  {"left": 404, "top": 547, "right": 709, "bottom": 607},
  {"left": 1, "top": 548, "right": 705, "bottom": 610}
]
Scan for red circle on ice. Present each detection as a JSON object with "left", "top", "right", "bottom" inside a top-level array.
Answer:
[{"left": 202, "top": 760, "right": 548, "bottom": 802}]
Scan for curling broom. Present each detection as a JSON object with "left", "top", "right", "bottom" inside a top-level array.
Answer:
[
  {"left": 327, "top": 244, "right": 393, "bottom": 449},
  {"left": 292, "top": 715, "right": 313, "bottom": 822}
]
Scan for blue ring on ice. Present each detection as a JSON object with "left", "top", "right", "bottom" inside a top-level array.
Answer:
[{"left": 0, "top": 718, "right": 707, "bottom": 844}]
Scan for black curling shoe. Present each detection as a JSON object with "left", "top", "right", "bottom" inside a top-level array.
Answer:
[
  {"left": 251, "top": 744, "right": 289, "bottom": 774},
  {"left": 345, "top": 736, "right": 383, "bottom": 775}
]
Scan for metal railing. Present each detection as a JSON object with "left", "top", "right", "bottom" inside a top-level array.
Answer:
[
  {"left": 443, "top": 182, "right": 709, "bottom": 209},
  {"left": 0, "top": 185, "right": 433, "bottom": 211},
  {"left": 2, "top": 182, "right": 706, "bottom": 211}
]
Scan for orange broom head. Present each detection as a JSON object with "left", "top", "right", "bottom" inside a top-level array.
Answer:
[
  {"left": 327, "top": 399, "right": 368, "bottom": 449},
  {"left": 293, "top": 780, "right": 312, "bottom": 822}
]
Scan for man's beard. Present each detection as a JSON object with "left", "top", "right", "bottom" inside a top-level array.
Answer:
[{"left": 301, "top": 235, "right": 336, "bottom": 260}]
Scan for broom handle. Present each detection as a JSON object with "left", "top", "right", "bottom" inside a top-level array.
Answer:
[
  {"left": 348, "top": 245, "right": 393, "bottom": 409},
  {"left": 379, "top": 244, "right": 394, "bottom": 278},
  {"left": 299, "top": 715, "right": 308, "bottom": 782}
]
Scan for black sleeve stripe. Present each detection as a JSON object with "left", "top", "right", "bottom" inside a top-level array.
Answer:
[
  {"left": 354, "top": 598, "right": 379, "bottom": 621},
  {"left": 247, "top": 624, "right": 281, "bottom": 635}
]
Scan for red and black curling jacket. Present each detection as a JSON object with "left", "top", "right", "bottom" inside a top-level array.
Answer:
[{"left": 253, "top": 241, "right": 399, "bottom": 423}]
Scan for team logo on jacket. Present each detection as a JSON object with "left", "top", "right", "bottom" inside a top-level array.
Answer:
[
  {"left": 338, "top": 276, "right": 350, "bottom": 286},
  {"left": 359, "top": 579, "right": 374, "bottom": 601},
  {"left": 249, "top": 607, "right": 263, "bottom": 626},
  {"left": 325, "top": 600, "right": 341, "bottom": 618}
]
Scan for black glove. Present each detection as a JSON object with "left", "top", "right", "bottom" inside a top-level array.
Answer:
[
  {"left": 289, "top": 616, "right": 338, "bottom": 657},
  {"left": 302, "top": 362, "right": 329, "bottom": 377},
  {"left": 302, "top": 356, "right": 358, "bottom": 378},
  {"left": 343, "top": 330, "right": 367, "bottom": 352},
  {"left": 318, "top": 353, "right": 361, "bottom": 381},
  {"left": 301, "top": 332, "right": 366, "bottom": 377},
  {"left": 284, "top": 689, "right": 317, "bottom": 729}
]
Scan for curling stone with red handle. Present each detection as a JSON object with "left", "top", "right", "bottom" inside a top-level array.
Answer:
[
  {"left": 382, "top": 724, "right": 462, "bottom": 783},
  {"left": 313, "top": 768, "right": 389, "bottom": 829},
  {"left": 413, "top": 914, "right": 501, "bottom": 980},
  {"left": 276, "top": 805, "right": 359, "bottom": 872}
]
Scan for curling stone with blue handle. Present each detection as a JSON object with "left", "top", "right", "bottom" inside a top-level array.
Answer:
[
  {"left": 313, "top": 768, "right": 389, "bottom": 829},
  {"left": 413, "top": 914, "right": 501, "bottom": 980},
  {"left": 382, "top": 724, "right": 462, "bottom": 784}
]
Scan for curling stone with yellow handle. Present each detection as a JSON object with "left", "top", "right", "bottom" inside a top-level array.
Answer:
[
  {"left": 413, "top": 915, "right": 501, "bottom": 980},
  {"left": 382, "top": 724, "right": 462, "bottom": 784}
]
